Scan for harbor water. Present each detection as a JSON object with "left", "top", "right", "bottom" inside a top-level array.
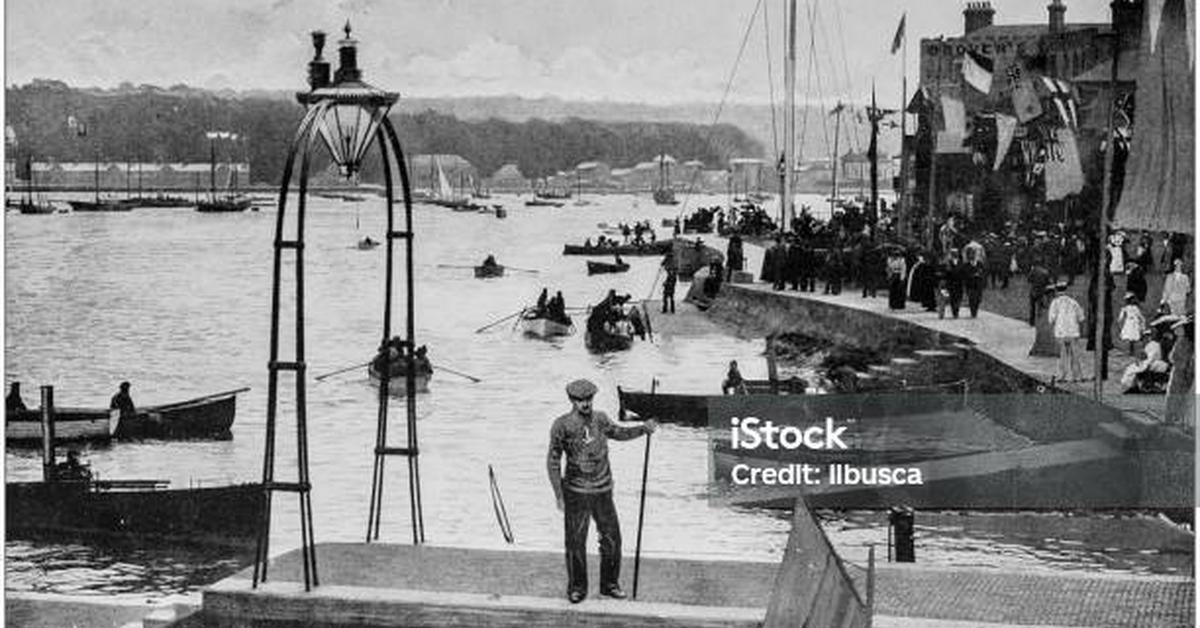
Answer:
[{"left": 4, "top": 192, "right": 1190, "bottom": 599}]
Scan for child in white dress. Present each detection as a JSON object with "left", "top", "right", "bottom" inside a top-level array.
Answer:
[{"left": 1117, "top": 293, "right": 1147, "bottom": 355}]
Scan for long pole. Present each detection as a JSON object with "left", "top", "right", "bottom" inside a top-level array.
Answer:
[
  {"left": 1093, "top": 31, "right": 1120, "bottom": 400},
  {"left": 631, "top": 431, "right": 652, "bottom": 600},
  {"left": 900, "top": 30, "right": 908, "bottom": 240},
  {"left": 869, "top": 87, "right": 880, "bottom": 241},
  {"left": 830, "top": 102, "right": 842, "bottom": 217},
  {"left": 782, "top": 0, "right": 797, "bottom": 232}
]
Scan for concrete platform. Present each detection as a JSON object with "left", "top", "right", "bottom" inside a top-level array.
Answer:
[{"left": 195, "top": 544, "right": 1194, "bottom": 628}]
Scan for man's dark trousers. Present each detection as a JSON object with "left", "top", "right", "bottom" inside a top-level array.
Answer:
[{"left": 563, "top": 489, "right": 622, "bottom": 596}]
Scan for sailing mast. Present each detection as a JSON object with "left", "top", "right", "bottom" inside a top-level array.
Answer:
[
  {"left": 829, "top": 101, "right": 844, "bottom": 216},
  {"left": 782, "top": 0, "right": 797, "bottom": 232}
]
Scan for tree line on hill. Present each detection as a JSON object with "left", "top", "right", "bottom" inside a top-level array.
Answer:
[{"left": 6, "top": 81, "right": 763, "bottom": 183}]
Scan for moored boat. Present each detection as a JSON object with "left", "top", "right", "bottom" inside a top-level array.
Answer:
[
  {"left": 113, "top": 388, "right": 243, "bottom": 439},
  {"left": 6, "top": 479, "right": 263, "bottom": 551},
  {"left": 6, "top": 387, "right": 246, "bottom": 445},
  {"left": 68, "top": 199, "right": 135, "bottom": 212},
  {"left": 197, "top": 195, "right": 252, "bottom": 213},
  {"left": 562, "top": 240, "right": 672, "bottom": 257},
  {"left": 525, "top": 198, "right": 565, "bottom": 208},
  {"left": 586, "top": 260, "right": 631, "bottom": 275},
  {"left": 6, "top": 408, "right": 118, "bottom": 444}
]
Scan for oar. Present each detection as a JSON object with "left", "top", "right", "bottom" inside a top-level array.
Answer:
[
  {"left": 632, "top": 427, "right": 653, "bottom": 600},
  {"left": 146, "top": 386, "right": 252, "bottom": 411},
  {"left": 505, "top": 266, "right": 540, "bottom": 274},
  {"left": 314, "top": 361, "right": 371, "bottom": 381},
  {"left": 437, "top": 264, "right": 476, "bottom": 270},
  {"left": 476, "top": 308, "right": 527, "bottom": 333},
  {"left": 434, "top": 364, "right": 482, "bottom": 383},
  {"left": 488, "top": 464, "right": 515, "bottom": 543}
]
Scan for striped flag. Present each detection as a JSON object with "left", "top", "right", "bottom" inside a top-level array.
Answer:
[
  {"left": 1039, "top": 76, "right": 1078, "bottom": 129},
  {"left": 961, "top": 51, "right": 993, "bottom": 93},
  {"left": 891, "top": 14, "right": 906, "bottom": 54}
]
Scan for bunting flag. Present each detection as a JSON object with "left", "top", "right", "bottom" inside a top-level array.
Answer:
[
  {"left": 961, "top": 51, "right": 993, "bottom": 94},
  {"left": 1039, "top": 76, "right": 1078, "bottom": 128},
  {"left": 1043, "top": 127, "right": 1084, "bottom": 200},
  {"left": 993, "top": 113, "right": 1018, "bottom": 170},
  {"left": 891, "top": 13, "right": 906, "bottom": 55},
  {"left": 1149, "top": 0, "right": 1167, "bottom": 52},
  {"left": 936, "top": 94, "right": 968, "bottom": 153},
  {"left": 1011, "top": 79, "right": 1044, "bottom": 123},
  {"left": 1112, "top": 0, "right": 1193, "bottom": 235}
]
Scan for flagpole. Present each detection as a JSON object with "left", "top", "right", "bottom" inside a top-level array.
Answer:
[
  {"left": 900, "top": 17, "right": 908, "bottom": 241},
  {"left": 1092, "top": 30, "right": 1120, "bottom": 400}
]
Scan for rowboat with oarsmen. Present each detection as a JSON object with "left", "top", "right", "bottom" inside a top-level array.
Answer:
[{"left": 6, "top": 387, "right": 247, "bottom": 446}]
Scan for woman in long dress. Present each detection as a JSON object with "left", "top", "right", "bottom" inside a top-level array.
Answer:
[{"left": 1161, "top": 257, "right": 1191, "bottom": 315}]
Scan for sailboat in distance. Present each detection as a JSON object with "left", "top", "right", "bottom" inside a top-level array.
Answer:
[
  {"left": 11, "top": 155, "right": 56, "bottom": 214},
  {"left": 653, "top": 153, "right": 678, "bottom": 205},
  {"left": 196, "top": 132, "right": 251, "bottom": 213}
]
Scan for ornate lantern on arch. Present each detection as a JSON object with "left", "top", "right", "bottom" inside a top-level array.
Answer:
[{"left": 253, "top": 22, "right": 424, "bottom": 593}]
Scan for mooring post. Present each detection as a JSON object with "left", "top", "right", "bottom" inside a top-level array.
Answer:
[
  {"left": 866, "top": 544, "right": 876, "bottom": 627},
  {"left": 888, "top": 506, "right": 915, "bottom": 562},
  {"left": 40, "top": 385, "right": 55, "bottom": 482}
]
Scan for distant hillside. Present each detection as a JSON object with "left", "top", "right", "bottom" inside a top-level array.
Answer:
[{"left": 5, "top": 81, "right": 767, "bottom": 183}]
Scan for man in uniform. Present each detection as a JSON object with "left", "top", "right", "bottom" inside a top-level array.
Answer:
[{"left": 546, "top": 379, "right": 657, "bottom": 603}]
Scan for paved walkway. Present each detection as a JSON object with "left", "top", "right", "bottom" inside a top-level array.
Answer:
[
  {"left": 200, "top": 544, "right": 1194, "bottom": 628},
  {"left": 730, "top": 281, "right": 1174, "bottom": 425}
]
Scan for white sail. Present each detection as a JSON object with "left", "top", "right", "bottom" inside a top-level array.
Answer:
[{"left": 436, "top": 160, "right": 455, "bottom": 201}]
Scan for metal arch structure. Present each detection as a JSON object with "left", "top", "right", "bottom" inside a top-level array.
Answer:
[{"left": 251, "top": 100, "right": 424, "bottom": 592}]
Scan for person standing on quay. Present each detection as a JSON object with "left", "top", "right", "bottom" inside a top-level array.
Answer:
[
  {"left": 1161, "top": 257, "right": 1191, "bottom": 316},
  {"left": 110, "top": 381, "right": 136, "bottom": 423},
  {"left": 547, "top": 379, "right": 657, "bottom": 604},
  {"left": 1048, "top": 282, "right": 1086, "bottom": 382}
]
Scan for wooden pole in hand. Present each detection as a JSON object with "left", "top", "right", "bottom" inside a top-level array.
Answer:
[{"left": 632, "top": 428, "right": 652, "bottom": 600}]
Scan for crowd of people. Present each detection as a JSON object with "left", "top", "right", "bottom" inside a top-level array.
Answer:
[
  {"left": 372, "top": 337, "right": 434, "bottom": 379},
  {"left": 586, "top": 289, "right": 645, "bottom": 340}
]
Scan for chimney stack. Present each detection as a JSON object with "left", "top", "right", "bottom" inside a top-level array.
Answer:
[
  {"left": 964, "top": 2, "right": 996, "bottom": 35},
  {"left": 1048, "top": 0, "right": 1066, "bottom": 33},
  {"left": 1110, "top": 0, "right": 1143, "bottom": 50}
]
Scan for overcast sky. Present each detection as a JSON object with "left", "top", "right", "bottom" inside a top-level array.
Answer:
[{"left": 5, "top": 0, "right": 1112, "bottom": 107}]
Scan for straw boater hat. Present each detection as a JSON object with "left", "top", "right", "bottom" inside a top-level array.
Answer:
[{"left": 1150, "top": 314, "right": 1184, "bottom": 328}]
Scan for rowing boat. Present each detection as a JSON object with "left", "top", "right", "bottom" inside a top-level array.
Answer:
[
  {"left": 520, "top": 315, "right": 574, "bottom": 338},
  {"left": 6, "top": 388, "right": 245, "bottom": 445},
  {"left": 6, "top": 408, "right": 119, "bottom": 444},
  {"left": 474, "top": 264, "right": 506, "bottom": 278},
  {"left": 368, "top": 364, "right": 432, "bottom": 395},
  {"left": 586, "top": 260, "right": 630, "bottom": 275}
]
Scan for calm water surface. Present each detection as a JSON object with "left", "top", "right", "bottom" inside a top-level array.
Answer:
[{"left": 5, "top": 192, "right": 1190, "bottom": 599}]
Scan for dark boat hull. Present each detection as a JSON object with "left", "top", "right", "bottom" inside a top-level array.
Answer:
[
  {"left": 196, "top": 197, "right": 252, "bottom": 212},
  {"left": 586, "top": 261, "right": 630, "bottom": 275},
  {"left": 68, "top": 200, "right": 134, "bottom": 212},
  {"left": 474, "top": 265, "right": 506, "bottom": 278},
  {"left": 6, "top": 481, "right": 263, "bottom": 550},
  {"left": 114, "top": 393, "right": 238, "bottom": 439},
  {"left": 563, "top": 241, "right": 671, "bottom": 257},
  {"left": 584, "top": 329, "right": 633, "bottom": 353},
  {"left": 618, "top": 389, "right": 710, "bottom": 427}
]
